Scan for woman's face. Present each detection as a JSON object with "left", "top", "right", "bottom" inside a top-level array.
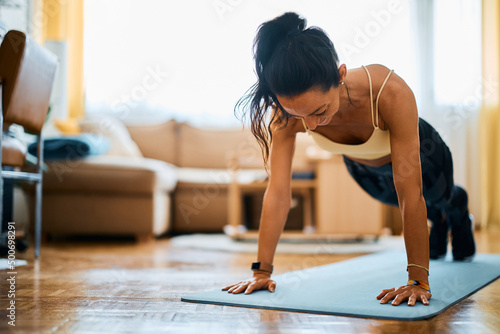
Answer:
[{"left": 277, "top": 85, "right": 341, "bottom": 130}]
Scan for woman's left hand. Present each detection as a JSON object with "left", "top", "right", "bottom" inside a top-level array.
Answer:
[{"left": 377, "top": 285, "right": 432, "bottom": 306}]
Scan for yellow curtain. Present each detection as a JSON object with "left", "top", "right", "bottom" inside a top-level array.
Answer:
[
  {"left": 67, "top": 0, "right": 85, "bottom": 119},
  {"left": 480, "top": 0, "right": 500, "bottom": 228},
  {"left": 42, "top": 0, "right": 85, "bottom": 120}
]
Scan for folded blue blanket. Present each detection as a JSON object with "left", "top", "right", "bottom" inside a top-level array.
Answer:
[{"left": 28, "top": 134, "right": 110, "bottom": 161}]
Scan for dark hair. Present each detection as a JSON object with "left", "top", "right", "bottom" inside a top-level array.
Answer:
[{"left": 235, "top": 12, "right": 342, "bottom": 168}]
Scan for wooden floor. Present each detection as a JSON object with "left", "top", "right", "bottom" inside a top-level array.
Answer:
[{"left": 1, "top": 229, "right": 499, "bottom": 334}]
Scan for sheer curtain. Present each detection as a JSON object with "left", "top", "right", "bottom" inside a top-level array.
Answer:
[
  {"left": 84, "top": 0, "right": 416, "bottom": 127},
  {"left": 411, "top": 0, "right": 482, "bottom": 223}
]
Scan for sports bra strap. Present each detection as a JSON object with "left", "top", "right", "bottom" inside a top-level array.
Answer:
[
  {"left": 362, "top": 66, "right": 393, "bottom": 129},
  {"left": 362, "top": 66, "right": 375, "bottom": 128},
  {"left": 301, "top": 117, "right": 309, "bottom": 130},
  {"left": 375, "top": 69, "right": 394, "bottom": 129}
]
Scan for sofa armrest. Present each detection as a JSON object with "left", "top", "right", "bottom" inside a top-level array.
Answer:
[{"left": 44, "top": 155, "right": 178, "bottom": 194}]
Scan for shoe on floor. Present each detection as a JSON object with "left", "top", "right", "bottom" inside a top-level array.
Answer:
[{"left": 451, "top": 213, "right": 476, "bottom": 261}]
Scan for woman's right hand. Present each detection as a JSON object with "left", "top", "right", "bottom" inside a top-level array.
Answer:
[{"left": 222, "top": 273, "right": 276, "bottom": 294}]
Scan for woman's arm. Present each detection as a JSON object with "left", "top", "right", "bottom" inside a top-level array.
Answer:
[
  {"left": 223, "top": 118, "right": 298, "bottom": 294},
  {"left": 376, "top": 69, "right": 432, "bottom": 306},
  {"left": 256, "top": 120, "right": 297, "bottom": 270}
]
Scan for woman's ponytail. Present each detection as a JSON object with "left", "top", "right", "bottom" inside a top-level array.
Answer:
[{"left": 254, "top": 12, "right": 306, "bottom": 73}]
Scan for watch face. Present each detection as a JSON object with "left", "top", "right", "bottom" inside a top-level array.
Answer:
[{"left": 251, "top": 262, "right": 260, "bottom": 270}]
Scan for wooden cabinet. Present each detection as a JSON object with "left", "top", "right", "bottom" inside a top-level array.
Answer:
[{"left": 313, "top": 155, "right": 386, "bottom": 235}]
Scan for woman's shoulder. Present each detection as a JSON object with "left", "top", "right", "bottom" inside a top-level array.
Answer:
[
  {"left": 361, "top": 63, "right": 392, "bottom": 74},
  {"left": 345, "top": 64, "right": 392, "bottom": 89},
  {"left": 357, "top": 64, "right": 406, "bottom": 96},
  {"left": 363, "top": 64, "right": 410, "bottom": 96},
  {"left": 353, "top": 64, "right": 393, "bottom": 87}
]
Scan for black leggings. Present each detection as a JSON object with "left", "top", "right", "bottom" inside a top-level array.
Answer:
[{"left": 343, "top": 118, "right": 469, "bottom": 225}]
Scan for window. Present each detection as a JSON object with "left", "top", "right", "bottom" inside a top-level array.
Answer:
[
  {"left": 433, "top": 0, "right": 482, "bottom": 106},
  {"left": 84, "top": 0, "right": 416, "bottom": 126}
]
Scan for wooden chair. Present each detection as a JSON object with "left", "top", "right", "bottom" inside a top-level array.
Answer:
[{"left": 0, "top": 30, "right": 57, "bottom": 258}]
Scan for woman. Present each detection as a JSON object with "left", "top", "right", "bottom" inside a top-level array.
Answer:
[{"left": 222, "top": 12, "right": 475, "bottom": 307}]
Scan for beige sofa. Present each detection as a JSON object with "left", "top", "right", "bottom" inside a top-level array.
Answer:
[{"left": 38, "top": 116, "right": 315, "bottom": 239}]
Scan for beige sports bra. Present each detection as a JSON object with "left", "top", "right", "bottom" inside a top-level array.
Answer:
[{"left": 302, "top": 66, "right": 393, "bottom": 160}]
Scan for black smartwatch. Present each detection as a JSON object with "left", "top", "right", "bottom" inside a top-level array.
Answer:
[{"left": 251, "top": 262, "right": 273, "bottom": 274}]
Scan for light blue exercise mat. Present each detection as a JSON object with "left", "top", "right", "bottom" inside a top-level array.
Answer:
[{"left": 181, "top": 250, "right": 500, "bottom": 320}]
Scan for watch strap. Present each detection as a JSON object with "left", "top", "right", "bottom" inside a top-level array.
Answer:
[{"left": 251, "top": 262, "right": 273, "bottom": 274}]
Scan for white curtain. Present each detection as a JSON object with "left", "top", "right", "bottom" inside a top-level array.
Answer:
[{"left": 410, "top": 0, "right": 482, "bottom": 222}]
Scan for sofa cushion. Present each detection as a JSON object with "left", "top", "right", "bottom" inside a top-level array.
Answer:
[
  {"left": 176, "top": 168, "right": 267, "bottom": 185},
  {"left": 126, "top": 120, "right": 178, "bottom": 165},
  {"left": 177, "top": 123, "right": 261, "bottom": 169},
  {"left": 44, "top": 156, "right": 177, "bottom": 194},
  {"left": 79, "top": 115, "right": 143, "bottom": 158}
]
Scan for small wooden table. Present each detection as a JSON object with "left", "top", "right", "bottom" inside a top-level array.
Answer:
[
  {"left": 226, "top": 176, "right": 316, "bottom": 239},
  {"left": 225, "top": 154, "right": 392, "bottom": 240}
]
